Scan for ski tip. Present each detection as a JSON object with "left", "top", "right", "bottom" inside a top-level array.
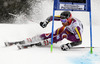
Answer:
[
  {"left": 4, "top": 42, "right": 10, "bottom": 47},
  {"left": 4, "top": 42, "right": 8, "bottom": 47},
  {"left": 17, "top": 46, "right": 22, "bottom": 50}
]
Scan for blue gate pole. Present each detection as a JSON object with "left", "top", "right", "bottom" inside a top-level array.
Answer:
[
  {"left": 51, "top": 0, "right": 55, "bottom": 52},
  {"left": 89, "top": 11, "right": 93, "bottom": 54},
  {"left": 89, "top": 0, "right": 93, "bottom": 54}
]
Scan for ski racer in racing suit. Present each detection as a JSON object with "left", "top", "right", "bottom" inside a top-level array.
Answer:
[{"left": 5, "top": 11, "right": 83, "bottom": 51}]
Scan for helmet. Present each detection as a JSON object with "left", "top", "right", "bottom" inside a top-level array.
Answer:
[
  {"left": 60, "top": 11, "right": 72, "bottom": 23},
  {"left": 60, "top": 11, "right": 72, "bottom": 19}
]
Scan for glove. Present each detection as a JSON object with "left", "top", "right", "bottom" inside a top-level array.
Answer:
[
  {"left": 40, "top": 20, "right": 49, "bottom": 28},
  {"left": 61, "top": 43, "right": 72, "bottom": 51}
]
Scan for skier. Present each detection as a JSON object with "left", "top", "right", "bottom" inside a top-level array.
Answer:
[{"left": 5, "top": 11, "right": 83, "bottom": 51}]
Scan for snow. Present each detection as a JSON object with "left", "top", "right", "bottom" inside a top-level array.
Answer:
[
  {"left": 0, "top": 0, "right": 100, "bottom": 64},
  {"left": 0, "top": 23, "right": 100, "bottom": 64}
]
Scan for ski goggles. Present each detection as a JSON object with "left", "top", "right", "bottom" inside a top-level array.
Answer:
[{"left": 60, "top": 19, "right": 68, "bottom": 23}]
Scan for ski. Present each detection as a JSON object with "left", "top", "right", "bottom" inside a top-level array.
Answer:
[
  {"left": 72, "top": 47, "right": 95, "bottom": 49},
  {"left": 17, "top": 42, "right": 42, "bottom": 50},
  {"left": 17, "top": 43, "right": 34, "bottom": 49},
  {"left": 5, "top": 42, "right": 15, "bottom": 46},
  {"left": 4, "top": 40, "right": 25, "bottom": 47}
]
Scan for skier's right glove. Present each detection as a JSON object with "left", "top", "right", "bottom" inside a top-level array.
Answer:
[
  {"left": 61, "top": 43, "right": 72, "bottom": 51},
  {"left": 40, "top": 20, "right": 49, "bottom": 28}
]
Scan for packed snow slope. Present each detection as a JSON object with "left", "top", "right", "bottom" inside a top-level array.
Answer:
[{"left": 0, "top": 22, "right": 100, "bottom": 64}]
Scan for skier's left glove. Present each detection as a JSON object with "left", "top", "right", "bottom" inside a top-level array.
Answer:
[{"left": 40, "top": 20, "right": 49, "bottom": 28}]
